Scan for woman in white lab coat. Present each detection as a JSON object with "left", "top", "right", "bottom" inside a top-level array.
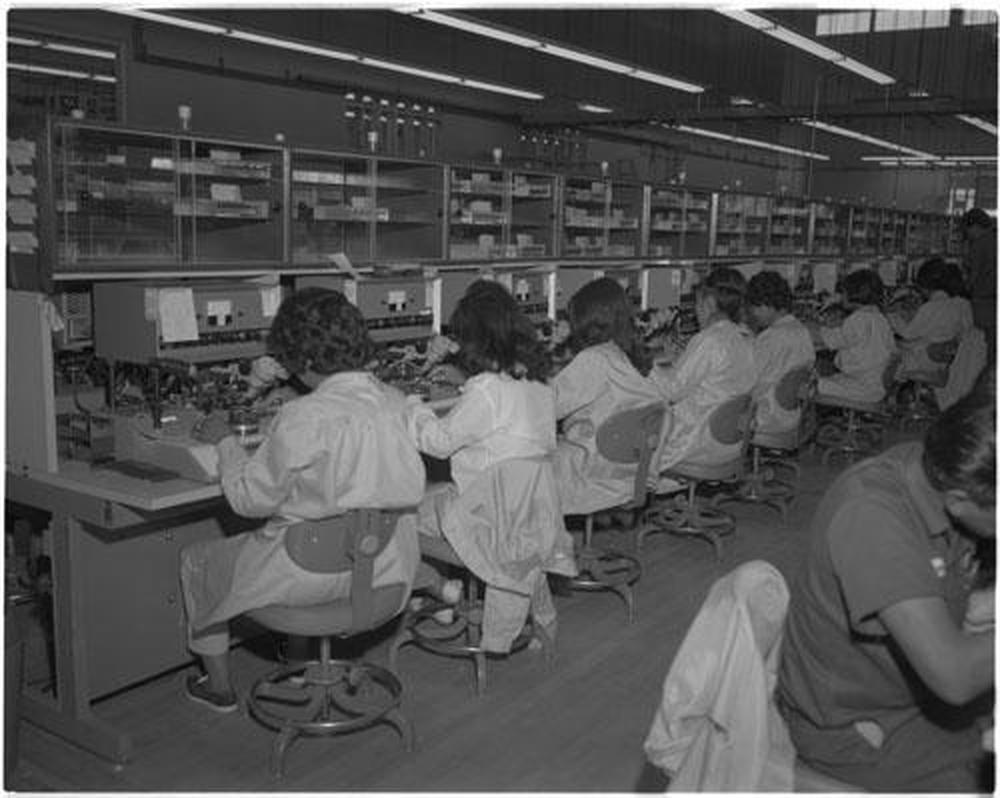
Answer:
[
  {"left": 179, "top": 288, "right": 426, "bottom": 712},
  {"left": 745, "top": 270, "right": 815, "bottom": 438},
  {"left": 650, "top": 267, "right": 757, "bottom": 475},
  {"left": 893, "top": 258, "right": 973, "bottom": 375},
  {"left": 551, "top": 277, "right": 662, "bottom": 515},
  {"left": 408, "top": 281, "right": 576, "bottom": 653},
  {"left": 816, "top": 269, "right": 896, "bottom": 403}
]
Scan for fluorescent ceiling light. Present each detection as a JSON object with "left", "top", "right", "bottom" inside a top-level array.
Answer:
[
  {"left": 408, "top": 9, "right": 542, "bottom": 48},
  {"left": 670, "top": 123, "right": 830, "bottom": 161},
  {"left": 717, "top": 9, "right": 895, "bottom": 85},
  {"left": 111, "top": 9, "right": 230, "bottom": 35},
  {"left": 229, "top": 30, "right": 357, "bottom": 60},
  {"left": 629, "top": 69, "right": 704, "bottom": 93},
  {"left": 108, "top": 9, "right": 543, "bottom": 100},
  {"left": 8, "top": 61, "right": 117, "bottom": 83},
  {"left": 799, "top": 119, "right": 935, "bottom": 158},
  {"left": 459, "top": 78, "right": 544, "bottom": 100},
  {"left": 956, "top": 114, "right": 998, "bottom": 136},
  {"left": 8, "top": 35, "right": 117, "bottom": 59},
  {"left": 578, "top": 102, "right": 613, "bottom": 113},
  {"left": 399, "top": 8, "right": 705, "bottom": 93}
]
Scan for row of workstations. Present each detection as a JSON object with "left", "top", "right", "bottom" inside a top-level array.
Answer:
[{"left": 4, "top": 251, "right": 931, "bottom": 765}]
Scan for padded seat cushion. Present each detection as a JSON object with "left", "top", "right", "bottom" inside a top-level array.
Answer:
[
  {"left": 814, "top": 394, "right": 883, "bottom": 414},
  {"left": 249, "top": 584, "right": 407, "bottom": 637},
  {"left": 899, "top": 368, "right": 948, "bottom": 388},
  {"left": 667, "top": 457, "right": 744, "bottom": 483}
]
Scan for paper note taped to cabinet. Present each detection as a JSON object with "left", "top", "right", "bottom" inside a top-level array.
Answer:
[{"left": 157, "top": 287, "right": 199, "bottom": 342}]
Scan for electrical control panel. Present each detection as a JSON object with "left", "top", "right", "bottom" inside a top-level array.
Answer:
[
  {"left": 93, "top": 280, "right": 282, "bottom": 364},
  {"left": 344, "top": 275, "right": 435, "bottom": 342}
]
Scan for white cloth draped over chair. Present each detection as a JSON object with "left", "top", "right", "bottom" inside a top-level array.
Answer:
[
  {"left": 418, "top": 456, "right": 577, "bottom": 653},
  {"left": 643, "top": 560, "right": 796, "bottom": 792}
]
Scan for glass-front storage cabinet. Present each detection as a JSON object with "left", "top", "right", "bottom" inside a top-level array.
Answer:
[
  {"left": 373, "top": 158, "right": 444, "bottom": 262},
  {"left": 561, "top": 175, "right": 608, "bottom": 257},
  {"left": 447, "top": 165, "right": 507, "bottom": 259},
  {"left": 878, "top": 209, "right": 907, "bottom": 256},
  {"left": 509, "top": 171, "right": 556, "bottom": 258},
  {"left": 646, "top": 186, "right": 711, "bottom": 258},
  {"left": 175, "top": 137, "right": 283, "bottom": 265},
  {"left": 290, "top": 151, "right": 371, "bottom": 265},
  {"left": 52, "top": 122, "right": 179, "bottom": 269},
  {"left": 810, "top": 201, "right": 846, "bottom": 256},
  {"left": 713, "top": 191, "right": 769, "bottom": 256},
  {"left": 51, "top": 120, "right": 285, "bottom": 272},
  {"left": 768, "top": 195, "right": 809, "bottom": 254},
  {"left": 846, "top": 205, "right": 880, "bottom": 256},
  {"left": 606, "top": 180, "right": 642, "bottom": 257}
]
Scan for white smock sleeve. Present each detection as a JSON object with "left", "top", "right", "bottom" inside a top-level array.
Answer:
[
  {"left": 217, "top": 407, "right": 318, "bottom": 518},
  {"left": 552, "top": 349, "right": 602, "bottom": 420},
  {"left": 406, "top": 381, "right": 494, "bottom": 459},
  {"left": 652, "top": 333, "right": 719, "bottom": 404}
]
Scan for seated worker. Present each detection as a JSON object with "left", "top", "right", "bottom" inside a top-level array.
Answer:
[
  {"left": 745, "top": 270, "right": 815, "bottom": 438},
  {"left": 405, "top": 281, "right": 576, "bottom": 652},
  {"left": 649, "top": 267, "right": 757, "bottom": 476},
  {"left": 813, "top": 268, "right": 895, "bottom": 403},
  {"left": 178, "top": 288, "right": 431, "bottom": 712},
  {"left": 892, "top": 257, "right": 974, "bottom": 375},
  {"left": 551, "top": 277, "right": 662, "bottom": 515},
  {"left": 777, "top": 369, "right": 996, "bottom": 792}
]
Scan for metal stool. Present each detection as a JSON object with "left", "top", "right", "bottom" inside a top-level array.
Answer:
[
  {"left": 640, "top": 395, "right": 755, "bottom": 560},
  {"left": 716, "top": 367, "right": 815, "bottom": 522},
  {"left": 246, "top": 511, "right": 414, "bottom": 779},
  {"left": 814, "top": 355, "right": 900, "bottom": 465},
  {"left": 567, "top": 403, "right": 667, "bottom": 623},
  {"left": 895, "top": 338, "right": 959, "bottom": 429},
  {"left": 389, "top": 535, "right": 540, "bottom": 697}
]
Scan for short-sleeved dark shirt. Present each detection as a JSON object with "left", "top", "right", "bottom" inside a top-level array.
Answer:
[{"left": 777, "top": 442, "right": 982, "bottom": 788}]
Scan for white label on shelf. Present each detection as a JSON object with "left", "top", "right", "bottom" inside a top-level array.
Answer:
[
  {"left": 387, "top": 290, "right": 408, "bottom": 312},
  {"left": 8, "top": 171, "right": 36, "bottom": 196},
  {"left": 106, "top": 154, "right": 127, "bottom": 166},
  {"left": 205, "top": 300, "right": 233, "bottom": 326},
  {"left": 209, "top": 148, "right": 242, "bottom": 162},
  {"left": 210, "top": 183, "right": 242, "bottom": 202},
  {"left": 150, "top": 157, "right": 174, "bottom": 170}
]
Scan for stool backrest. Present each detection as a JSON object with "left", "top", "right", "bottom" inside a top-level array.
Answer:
[
  {"left": 709, "top": 394, "right": 755, "bottom": 447},
  {"left": 596, "top": 402, "right": 667, "bottom": 508},
  {"left": 774, "top": 366, "right": 815, "bottom": 412},
  {"left": 284, "top": 509, "right": 406, "bottom": 633},
  {"left": 882, "top": 352, "right": 903, "bottom": 393},
  {"left": 927, "top": 337, "right": 960, "bottom": 365}
]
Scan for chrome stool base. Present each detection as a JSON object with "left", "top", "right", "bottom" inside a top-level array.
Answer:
[
  {"left": 389, "top": 598, "right": 543, "bottom": 696},
  {"left": 568, "top": 546, "right": 641, "bottom": 623},
  {"left": 248, "top": 655, "right": 412, "bottom": 779}
]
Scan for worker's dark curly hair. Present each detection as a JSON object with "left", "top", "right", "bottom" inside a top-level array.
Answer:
[
  {"left": 266, "top": 287, "right": 374, "bottom": 376},
  {"left": 567, "top": 277, "right": 644, "bottom": 370},
  {"left": 697, "top": 267, "right": 746, "bottom": 323},
  {"left": 448, "top": 279, "right": 551, "bottom": 382},
  {"left": 840, "top": 268, "right": 884, "bottom": 307},
  {"left": 923, "top": 366, "right": 996, "bottom": 506},
  {"left": 746, "top": 270, "right": 793, "bottom": 312}
]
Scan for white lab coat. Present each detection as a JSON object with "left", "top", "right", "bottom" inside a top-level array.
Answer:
[
  {"left": 551, "top": 342, "right": 663, "bottom": 515},
  {"left": 818, "top": 306, "right": 896, "bottom": 402},
  {"left": 180, "top": 372, "right": 425, "bottom": 656},
  {"left": 894, "top": 292, "right": 973, "bottom": 374},
  {"left": 752, "top": 314, "right": 816, "bottom": 438},
  {"left": 644, "top": 560, "right": 796, "bottom": 792},
  {"left": 650, "top": 318, "right": 757, "bottom": 472},
  {"left": 406, "top": 372, "right": 576, "bottom": 652}
]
